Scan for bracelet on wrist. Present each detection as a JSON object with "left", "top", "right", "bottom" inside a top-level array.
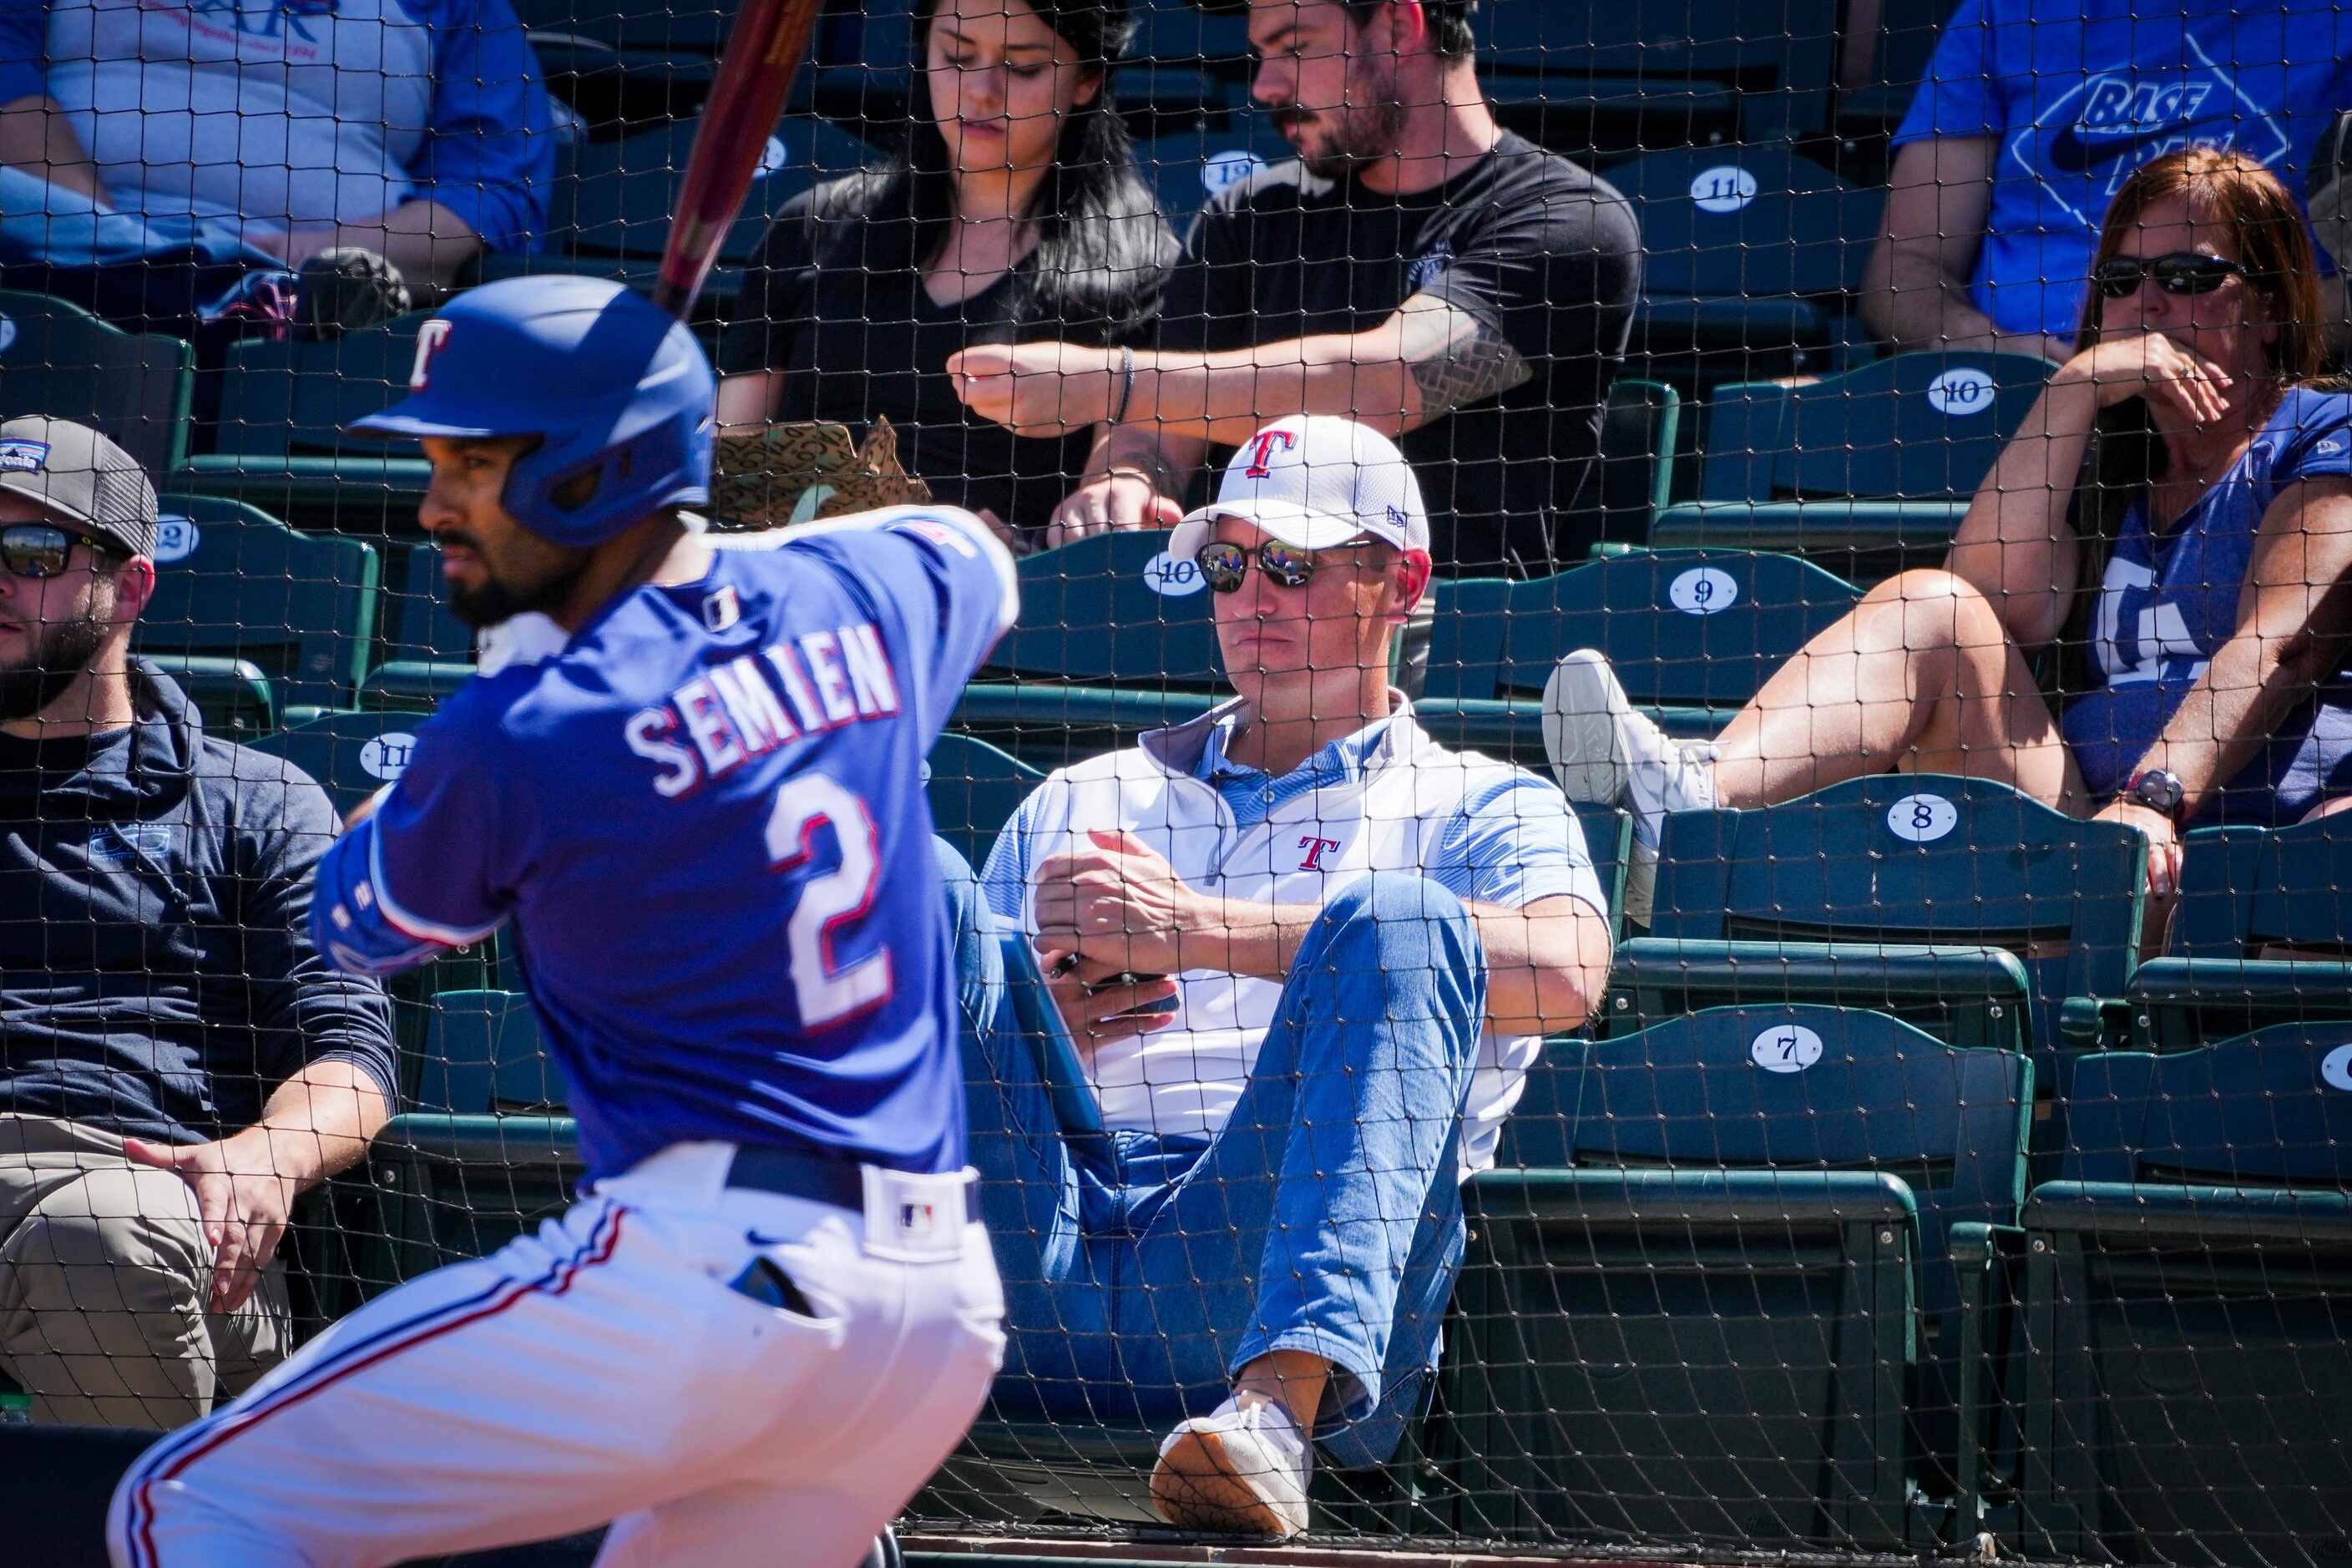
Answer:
[{"left": 1108, "top": 344, "right": 1136, "bottom": 426}]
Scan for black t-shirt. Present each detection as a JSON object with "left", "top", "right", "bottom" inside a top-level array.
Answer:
[
  {"left": 1159, "top": 134, "right": 1641, "bottom": 576},
  {"left": 719, "top": 175, "right": 1166, "bottom": 534}
]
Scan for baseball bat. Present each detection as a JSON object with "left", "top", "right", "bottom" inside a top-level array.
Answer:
[{"left": 650, "top": 0, "right": 827, "bottom": 321}]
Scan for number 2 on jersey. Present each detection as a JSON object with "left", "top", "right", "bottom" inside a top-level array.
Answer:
[{"left": 765, "top": 775, "right": 893, "bottom": 1026}]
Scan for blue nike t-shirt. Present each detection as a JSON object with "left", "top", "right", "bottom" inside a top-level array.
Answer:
[
  {"left": 2061, "top": 386, "right": 2352, "bottom": 821},
  {"left": 1896, "top": 0, "right": 2352, "bottom": 341},
  {"left": 311, "top": 509, "right": 1019, "bottom": 1181}
]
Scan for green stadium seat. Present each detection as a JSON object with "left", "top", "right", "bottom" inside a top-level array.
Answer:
[
  {"left": 1459, "top": 1003, "right": 2028, "bottom": 1548},
  {"left": 1417, "top": 548, "right": 1861, "bottom": 760},
  {"left": 1141, "top": 118, "right": 1295, "bottom": 229},
  {"left": 543, "top": 115, "right": 868, "bottom": 277},
  {"left": 361, "top": 1112, "right": 581, "bottom": 1294},
  {"left": 134, "top": 494, "right": 381, "bottom": 731},
  {"left": 1125, "top": 0, "right": 1253, "bottom": 77},
  {"left": 1649, "top": 351, "right": 2055, "bottom": 582},
  {"left": 474, "top": 115, "right": 870, "bottom": 318},
  {"left": 361, "top": 991, "right": 578, "bottom": 1296},
  {"left": 413, "top": 989, "right": 564, "bottom": 1115},
  {"left": 245, "top": 709, "right": 431, "bottom": 817},
  {"left": 926, "top": 733, "right": 1044, "bottom": 873},
  {"left": 1571, "top": 802, "right": 1632, "bottom": 939},
  {"left": 1624, "top": 776, "right": 2146, "bottom": 1094},
  {"left": 2128, "top": 817, "right": 2352, "bottom": 1052},
  {"left": 0, "top": 288, "right": 193, "bottom": 474},
  {"left": 1834, "top": 0, "right": 1965, "bottom": 149},
  {"left": 1473, "top": 0, "right": 1837, "bottom": 157},
  {"left": 1555, "top": 377, "right": 1685, "bottom": 558},
  {"left": 2013, "top": 1024, "right": 2352, "bottom": 1565},
  {"left": 178, "top": 312, "right": 435, "bottom": 535},
  {"left": 954, "top": 529, "right": 1225, "bottom": 769},
  {"left": 1595, "top": 148, "right": 1884, "bottom": 392},
  {"left": 529, "top": 33, "right": 720, "bottom": 132},
  {"left": 513, "top": 0, "right": 736, "bottom": 59},
  {"left": 1449, "top": 1170, "right": 1916, "bottom": 1548},
  {"left": 362, "top": 544, "right": 478, "bottom": 707}
]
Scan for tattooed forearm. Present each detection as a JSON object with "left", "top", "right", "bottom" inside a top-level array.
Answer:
[
  {"left": 1396, "top": 294, "right": 1533, "bottom": 417},
  {"left": 1088, "top": 422, "right": 1186, "bottom": 497}
]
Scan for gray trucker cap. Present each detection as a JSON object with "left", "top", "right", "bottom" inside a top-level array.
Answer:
[{"left": 0, "top": 417, "right": 159, "bottom": 559}]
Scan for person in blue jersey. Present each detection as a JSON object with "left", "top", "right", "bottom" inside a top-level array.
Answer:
[
  {"left": 107, "top": 276, "right": 1015, "bottom": 1568},
  {"left": 961, "top": 416, "right": 1615, "bottom": 1538},
  {"left": 1864, "top": 0, "right": 2352, "bottom": 361},
  {"left": 0, "top": 0, "right": 554, "bottom": 336},
  {"left": 1553, "top": 149, "right": 2352, "bottom": 928}
]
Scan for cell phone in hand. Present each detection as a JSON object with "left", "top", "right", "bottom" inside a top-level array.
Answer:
[{"left": 1087, "top": 971, "right": 1178, "bottom": 1015}]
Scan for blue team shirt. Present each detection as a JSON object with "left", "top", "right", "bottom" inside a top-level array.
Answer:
[
  {"left": 2061, "top": 386, "right": 2352, "bottom": 818},
  {"left": 1896, "top": 0, "right": 2352, "bottom": 341},
  {"left": 312, "top": 509, "right": 1019, "bottom": 1181},
  {"left": 0, "top": 0, "right": 554, "bottom": 251}
]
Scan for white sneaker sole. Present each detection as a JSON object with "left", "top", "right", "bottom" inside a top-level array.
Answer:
[
  {"left": 1151, "top": 1424, "right": 1308, "bottom": 1539},
  {"left": 1542, "top": 649, "right": 1633, "bottom": 803}
]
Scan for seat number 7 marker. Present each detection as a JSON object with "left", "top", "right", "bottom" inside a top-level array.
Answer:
[{"left": 766, "top": 774, "right": 893, "bottom": 1026}]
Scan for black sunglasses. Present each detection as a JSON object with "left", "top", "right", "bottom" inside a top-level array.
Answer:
[
  {"left": 0, "top": 523, "right": 112, "bottom": 579},
  {"left": 2093, "top": 251, "right": 2255, "bottom": 300},
  {"left": 1196, "top": 539, "right": 1326, "bottom": 593}
]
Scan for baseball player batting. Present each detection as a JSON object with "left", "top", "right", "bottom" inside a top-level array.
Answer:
[{"left": 107, "top": 276, "right": 1015, "bottom": 1566}]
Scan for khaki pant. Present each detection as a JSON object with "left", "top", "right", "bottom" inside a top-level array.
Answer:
[{"left": 0, "top": 1116, "right": 289, "bottom": 1429}]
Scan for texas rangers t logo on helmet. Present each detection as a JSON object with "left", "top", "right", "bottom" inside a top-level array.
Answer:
[
  {"left": 408, "top": 319, "right": 455, "bottom": 391},
  {"left": 1243, "top": 427, "right": 1300, "bottom": 478}
]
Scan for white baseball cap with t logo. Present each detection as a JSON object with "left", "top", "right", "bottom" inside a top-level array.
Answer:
[{"left": 1169, "top": 415, "right": 1431, "bottom": 564}]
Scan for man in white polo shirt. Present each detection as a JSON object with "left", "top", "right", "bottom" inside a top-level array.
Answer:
[{"left": 967, "top": 415, "right": 1613, "bottom": 1539}]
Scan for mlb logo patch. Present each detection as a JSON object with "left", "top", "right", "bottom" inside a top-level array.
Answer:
[
  {"left": 898, "top": 1201, "right": 936, "bottom": 1238},
  {"left": 0, "top": 439, "right": 49, "bottom": 473}
]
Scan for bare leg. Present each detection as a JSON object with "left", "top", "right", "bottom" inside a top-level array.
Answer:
[
  {"left": 1151, "top": 1349, "right": 1328, "bottom": 1537},
  {"left": 1711, "top": 569, "right": 2090, "bottom": 815},
  {"left": 1231, "top": 1348, "right": 1330, "bottom": 1430}
]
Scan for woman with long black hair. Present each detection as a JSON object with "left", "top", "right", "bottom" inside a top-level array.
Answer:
[{"left": 715, "top": 0, "right": 1174, "bottom": 541}]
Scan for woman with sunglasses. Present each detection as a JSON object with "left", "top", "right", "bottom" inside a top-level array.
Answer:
[{"left": 1548, "top": 147, "right": 2352, "bottom": 923}]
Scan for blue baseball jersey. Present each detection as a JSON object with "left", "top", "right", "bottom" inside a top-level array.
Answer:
[
  {"left": 1897, "top": 0, "right": 2352, "bottom": 341},
  {"left": 2061, "top": 386, "right": 2352, "bottom": 821},
  {"left": 311, "top": 508, "right": 1019, "bottom": 1181}
]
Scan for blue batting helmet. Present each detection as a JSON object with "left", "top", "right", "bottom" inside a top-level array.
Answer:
[{"left": 351, "top": 276, "right": 713, "bottom": 548}]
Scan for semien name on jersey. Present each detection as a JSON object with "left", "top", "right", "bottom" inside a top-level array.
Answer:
[{"left": 625, "top": 621, "right": 903, "bottom": 798}]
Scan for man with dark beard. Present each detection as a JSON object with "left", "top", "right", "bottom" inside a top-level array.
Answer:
[
  {"left": 0, "top": 417, "right": 395, "bottom": 1427},
  {"left": 946, "top": 0, "right": 1642, "bottom": 576}
]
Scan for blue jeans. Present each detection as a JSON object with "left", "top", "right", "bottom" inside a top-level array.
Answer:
[{"left": 938, "top": 842, "right": 1486, "bottom": 1469}]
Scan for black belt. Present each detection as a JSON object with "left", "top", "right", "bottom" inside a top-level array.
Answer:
[{"left": 726, "top": 1145, "right": 979, "bottom": 1222}]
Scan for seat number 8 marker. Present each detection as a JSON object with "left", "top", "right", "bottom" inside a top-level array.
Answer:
[
  {"left": 1885, "top": 793, "right": 1959, "bottom": 843},
  {"left": 765, "top": 774, "right": 894, "bottom": 1026}
]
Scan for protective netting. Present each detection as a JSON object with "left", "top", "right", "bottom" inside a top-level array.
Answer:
[{"left": 0, "top": 0, "right": 2349, "bottom": 1565}]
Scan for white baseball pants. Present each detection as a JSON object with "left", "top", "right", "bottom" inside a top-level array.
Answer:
[{"left": 109, "top": 1142, "right": 1005, "bottom": 1568}]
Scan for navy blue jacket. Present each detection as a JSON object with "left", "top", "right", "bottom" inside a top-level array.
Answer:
[{"left": 0, "top": 661, "right": 396, "bottom": 1144}]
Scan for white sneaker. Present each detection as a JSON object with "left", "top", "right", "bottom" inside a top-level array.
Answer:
[
  {"left": 1151, "top": 1395, "right": 1312, "bottom": 1538},
  {"left": 1543, "top": 649, "right": 1720, "bottom": 925}
]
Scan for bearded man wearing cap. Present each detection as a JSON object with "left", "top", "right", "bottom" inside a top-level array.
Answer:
[
  {"left": 0, "top": 416, "right": 393, "bottom": 1427},
  {"left": 963, "top": 416, "right": 1613, "bottom": 1538}
]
